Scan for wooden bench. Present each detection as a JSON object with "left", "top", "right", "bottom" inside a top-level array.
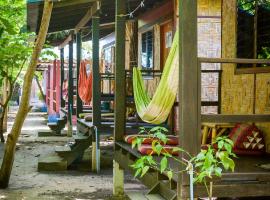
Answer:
[{"left": 201, "top": 122, "right": 235, "bottom": 144}]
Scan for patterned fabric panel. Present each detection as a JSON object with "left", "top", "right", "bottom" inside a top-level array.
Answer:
[
  {"left": 138, "top": 144, "right": 179, "bottom": 156},
  {"left": 124, "top": 134, "right": 179, "bottom": 145}
]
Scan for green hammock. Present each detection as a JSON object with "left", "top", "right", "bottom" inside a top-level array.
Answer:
[{"left": 133, "top": 30, "right": 179, "bottom": 124}]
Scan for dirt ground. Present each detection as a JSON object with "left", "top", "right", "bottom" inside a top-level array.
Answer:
[{"left": 0, "top": 110, "right": 145, "bottom": 200}]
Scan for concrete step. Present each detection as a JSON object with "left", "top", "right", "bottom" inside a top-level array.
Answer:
[
  {"left": 126, "top": 191, "right": 148, "bottom": 200},
  {"left": 47, "top": 122, "right": 57, "bottom": 126},
  {"left": 73, "top": 135, "right": 90, "bottom": 142},
  {"left": 148, "top": 180, "right": 177, "bottom": 200},
  {"left": 55, "top": 145, "right": 72, "bottom": 156},
  {"left": 38, "top": 130, "right": 67, "bottom": 137},
  {"left": 126, "top": 191, "right": 165, "bottom": 200},
  {"left": 145, "top": 194, "right": 165, "bottom": 200},
  {"left": 38, "top": 153, "right": 67, "bottom": 171}
]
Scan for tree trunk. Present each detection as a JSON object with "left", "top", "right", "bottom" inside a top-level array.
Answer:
[
  {"left": 0, "top": 0, "right": 53, "bottom": 188},
  {"left": 0, "top": 106, "right": 7, "bottom": 143},
  {"left": 2, "top": 77, "right": 9, "bottom": 133},
  {"left": 35, "top": 75, "right": 46, "bottom": 103}
]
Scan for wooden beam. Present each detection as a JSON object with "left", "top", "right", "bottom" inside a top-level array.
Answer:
[
  {"left": 91, "top": 16, "right": 101, "bottom": 173},
  {"left": 198, "top": 57, "right": 270, "bottom": 64},
  {"left": 76, "top": 32, "right": 83, "bottom": 117},
  {"left": 58, "top": 34, "right": 72, "bottom": 49},
  {"left": 60, "top": 48, "right": 65, "bottom": 108},
  {"left": 114, "top": 0, "right": 126, "bottom": 142},
  {"left": 178, "top": 0, "right": 198, "bottom": 196},
  {"left": 74, "top": 1, "right": 100, "bottom": 33},
  {"left": 113, "top": 0, "right": 126, "bottom": 197},
  {"left": 92, "top": 16, "right": 101, "bottom": 128},
  {"left": 201, "top": 114, "right": 270, "bottom": 123},
  {"left": 67, "top": 39, "right": 74, "bottom": 136},
  {"left": 53, "top": 0, "right": 97, "bottom": 8},
  {"left": 58, "top": 1, "right": 100, "bottom": 48}
]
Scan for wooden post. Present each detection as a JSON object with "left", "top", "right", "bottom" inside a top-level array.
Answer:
[
  {"left": 67, "top": 39, "right": 74, "bottom": 137},
  {"left": 76, "top": 32, "right": 83, "bottom": 117},
  {"left": 113, "top": 0, "right": 126, "bottom": 197},
  {"left": 113, "top": 160, "right": 124, "bottom": 196},
  {"left": 60, "top": 48, "right": 65, "bottom": 108},
  {"left": 91, "top": 16, "right": 101, "bottom": 172},
  {"left": 178, "top": 0, "right": 198, "bottom": 199}
]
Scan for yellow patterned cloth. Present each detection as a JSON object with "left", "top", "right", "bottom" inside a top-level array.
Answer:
[{"left": 133, "top": 30, "right": 179, "bottom": 124}]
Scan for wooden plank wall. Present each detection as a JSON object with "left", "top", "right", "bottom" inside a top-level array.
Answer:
[
  {"left": 198, "top": 0, "right": 221, "bottom": 114},
  {"left": 221, "top": 0, "right": 270, "bottom": 152}
]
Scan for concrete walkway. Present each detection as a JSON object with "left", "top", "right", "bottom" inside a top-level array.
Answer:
[{"left": 0, "top": 111, "right": 145, "bottom": 200}]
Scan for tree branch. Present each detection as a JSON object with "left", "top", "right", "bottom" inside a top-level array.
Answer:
[{"left": 11, "top": 58, "right": 27, "bottom": 86}]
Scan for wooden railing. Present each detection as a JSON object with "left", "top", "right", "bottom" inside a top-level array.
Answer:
[{"left": 198, "top": 58, "right": 270, "bottom": 123}]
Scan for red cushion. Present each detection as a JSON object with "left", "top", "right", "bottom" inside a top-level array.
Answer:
[
  {"left": 124, "top": 134, "right": 178, "bottom": 145},
  {"left": 138, "top": 144, "right": 179, "bottom": 156},
  {"left": 232, "top": 148, "right": 265, "bottom": 156},
  {"left": 229, "top": 123, "right": 265, "bottom": 152}
]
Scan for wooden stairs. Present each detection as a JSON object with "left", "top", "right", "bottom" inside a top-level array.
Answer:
[
  {"left": 38, "top": 132, "right": 92, "bottom": 171},
  {"left": 126, "top": 181, "right": 177, "bottom": 200}
]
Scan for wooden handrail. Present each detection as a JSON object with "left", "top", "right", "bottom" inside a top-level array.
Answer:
[
  {"left": 198, "top": 57, "right": 270, "bottom": 64},
  {"left": 202, "top": 114, "right": 270, "bottom": 123}
]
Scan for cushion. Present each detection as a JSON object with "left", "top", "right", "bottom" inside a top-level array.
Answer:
[
  {"left": 201, "top": 144, "right": 264, "bottom": 156},
  {"left": 229, "top": 123, "right": 265, "bottom": 153},
  {"left": 124, "top": 134, "right": 179, "bottom": 145},
  {"left": 138, "top": 144, "right": 179, "bottom": 156}
]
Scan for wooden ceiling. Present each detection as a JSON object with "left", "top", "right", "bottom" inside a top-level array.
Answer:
[{"left": 27, "top": 0, "right": 167, "bottom": 45}]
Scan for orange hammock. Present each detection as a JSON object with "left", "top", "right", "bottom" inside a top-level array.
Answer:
[{"left": 78, "top": 60, "right": 93, "bottom": 104}]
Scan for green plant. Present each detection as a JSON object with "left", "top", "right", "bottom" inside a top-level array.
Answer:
[{"left": 131, "top": 126, "right": 236, "bottom": 199}]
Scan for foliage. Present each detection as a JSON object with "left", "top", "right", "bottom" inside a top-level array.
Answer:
[
  {"left": 0, "top": 0, "right": 26, "bottom": 38},
  {"left": 39, "top": 44, "right": 58, "bottom": 61},
  {"left": 131, "top": 127, "right": 236, "bottom": 198},
  {"left": 258, "top": 47, "right": 270, "bottom": 59},
  {"left": 0, "top": 0, "right": 33, "bottom": 90},
  {"left": 238, "top": 0, "right": 270, "bottom": 14}
]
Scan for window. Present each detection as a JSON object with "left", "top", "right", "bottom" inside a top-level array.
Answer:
[
  {"left": 237, "top": 0, "right": 270, "bottom": 70},
  {"left": 102, "top": 45, "right": 115, "bottom": 73},
  {"left": 141, "top": 30, "right": 154, "bottom": 69}
]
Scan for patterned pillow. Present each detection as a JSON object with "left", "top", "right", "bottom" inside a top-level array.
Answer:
[
  {"left": 229, "top": 123, "right": 265, "bottom": 153},
  {"left": 138, "top": 144, "right": 179, "bottom": 156}
]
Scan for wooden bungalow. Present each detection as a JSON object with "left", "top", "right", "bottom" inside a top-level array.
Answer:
[{"left": 27, "top": 0, "right": 270, "bottom": 199}]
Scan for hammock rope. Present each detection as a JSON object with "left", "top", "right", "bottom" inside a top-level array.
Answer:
[
  {"left": 133, "top": 30, "right": 179, "bottom": 124},
  {"left": 78, "top": 60, "right": 93, "bottom": 104}
]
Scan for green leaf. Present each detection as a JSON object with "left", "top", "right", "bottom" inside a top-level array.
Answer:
[
  {"left": 195, "top": 162, "right": 203, "bottom": 168},
  {"left": 167, "top": 170, "right": 173, "bottom": 180},
  {"left": 155, "top": 143, "right": 163, "bottom": 156},
  {"left": 141, "top": 166, "right": 150, "bottom": 177},
  {"left": 146, "top": 156, "right": 156, "bottom": 166},
  {"left": 214, "top": 167, "right": 222, "bottom": 177},
  {"left": 196, "top": 151, "right": 206, "bottom": 161},
  {"left": 154, "top": 131, "right": 168, "bottom": 144},
  {"left": 224, "top": 143, "right": 232, "bottom": 154},
  {"left": 218, "top": 140, "right": 224, "bottom": 149},
  {"left": 172, "top": 147, "right": 185, "bottom": 153},
  {"left": 225, "top": 138, "right": 234, "bottom": 146},
  {"left": 150, "top": 126, "right": 161, "bottom": 132},
  {"left": 134, "top": 168, "right": 142, "bottom": 177},
  {"left": 160, "top": 157, "right": 168, "bottom": 173}
]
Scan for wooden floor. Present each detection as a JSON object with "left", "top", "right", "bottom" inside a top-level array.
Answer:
[
  {"left": 115, "top": 141, "right": 270, "bottom": 198},
  {"left": 77, "top": 118, "right": 164, "bottom": 135},
  {"left": 116, "top": 141, "right": 270, "bottom": 180}
]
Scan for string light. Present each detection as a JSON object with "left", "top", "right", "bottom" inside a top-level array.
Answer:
[{"left": 118, "top": 0, "right": 145, "bottom": 18}]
